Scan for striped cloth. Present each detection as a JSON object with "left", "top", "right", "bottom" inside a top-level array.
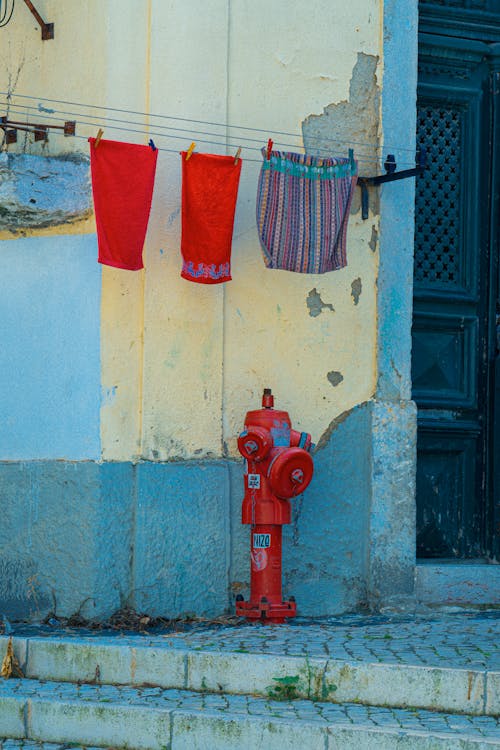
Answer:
[{"left": 256, "top": 149, "right": 357, "bottom": 274}]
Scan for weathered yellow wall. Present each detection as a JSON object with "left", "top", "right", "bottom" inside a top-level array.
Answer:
[{"left": 0, "top": 0, "right": 381, "bottom": 460}]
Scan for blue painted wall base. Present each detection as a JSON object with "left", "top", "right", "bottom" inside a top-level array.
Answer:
[{"left": 0, "top": 398, "right": 418, "bottom": 621}]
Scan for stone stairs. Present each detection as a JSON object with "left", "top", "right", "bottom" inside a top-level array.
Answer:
[{"left": 0, "top": 612, "right": 499, "bottom": 749}]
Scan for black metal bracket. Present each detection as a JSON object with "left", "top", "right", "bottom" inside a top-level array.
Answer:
[
  {"left": 1, "top": 116, "right": 75, "bottom": 144},
  {"left": 357, "top": 150, "right": 427, "bottom": 220},
  {"left": 22, "top": 0, "right": 54, "bottom": 40}
]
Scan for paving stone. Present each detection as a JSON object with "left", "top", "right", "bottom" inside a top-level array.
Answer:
[
  {"left": 26, "top": 638, "right": 133, "bottom": 685},
  {"left": 1, "top": 612, "right": 499, "bottom": 726},
  {"left": 130, "top": 644, "right": 187, "bottom": 688},
  {"left": 0, "top": 697, "right": 25, "bottom": 739},
  {"left": 28, "top": 700, "right": 170, "bottom": 750},
  {"left": 171, "top": 711, "right": 327, "bottom": 750},
  {"left": 0, "top": 678, "right": 499, "bottom": 749},
  {"left": 324, "top": 660, "right": 486, "bottom": 714},
  {"left": 186, "top": 650, "right": 327, "bottom": 698},
  {"left": 487, "top": 672, "right": 500, "bottom": 715}
]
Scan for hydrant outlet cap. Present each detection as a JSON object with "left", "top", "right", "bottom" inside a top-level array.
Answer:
[
  {"left": 237, "top": 426, "right": 272, "bottom": 461},
  {"left": 268, "top": 448, "right": 314, "bottom": 499}
]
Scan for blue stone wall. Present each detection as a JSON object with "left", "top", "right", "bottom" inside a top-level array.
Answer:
[
  {"left": 0, "top": 422, "right": 376, "bottom": 621},
  {"left": 0, "top": 461, "right": 233, "bottom": 620},
  {"left": 132, "top": 462, "right": 231, "bottom": 616},
  {"left": 0, "top": 462, "right": 131, "bottom": 620},
  {"left": 283, "top": 403, "right": 372, "bottom": 614}
]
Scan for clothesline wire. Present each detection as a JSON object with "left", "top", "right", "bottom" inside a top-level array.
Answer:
[
  {"left": 1, "top": 91, "right": 420, "bottom": 156},
  {"left": 2, "top": 101, "right": 397, "bottom": 162},
  {"left": 0, "top": 121, "right": 407, "bottom": 169},
  {"left": 1, "top": 124, "right": 388, "bottom": 168},
  {"left": 1, "top": 103, "right": 418, "bottom": 168},
  {"left": 0, "top": 125, "right": 266, "bottom": 164}
]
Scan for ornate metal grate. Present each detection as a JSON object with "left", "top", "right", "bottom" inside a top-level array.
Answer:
[{"left": 414, "top": 105, "right": 462, "bottom": 287}]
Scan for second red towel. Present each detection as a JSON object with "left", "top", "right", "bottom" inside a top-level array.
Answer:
[{"left": 181, "top": 152, "right": 242, "bottom": 284}]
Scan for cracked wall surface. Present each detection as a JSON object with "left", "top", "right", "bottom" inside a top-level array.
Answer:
[{"left": 0, "top": 153, "right": 92, "bottom": 232}]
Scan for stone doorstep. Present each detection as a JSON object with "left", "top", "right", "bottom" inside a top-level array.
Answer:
[
  {"left": 0, "top": 679, "right": 499, "bottom": 750},
  {"left": 2, "top": 635, "right": 499, "bottom": 717}
]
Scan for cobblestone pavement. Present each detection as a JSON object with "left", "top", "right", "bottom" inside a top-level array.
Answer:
[
  {"left": 2, "top": 678, "right": 500, "bottom": 741},
  {"left": 161, "top": 611, "right": 500, "bottom": 669},
  {"left": 12, "top": 610, "right": 499, "bottom": 670}
]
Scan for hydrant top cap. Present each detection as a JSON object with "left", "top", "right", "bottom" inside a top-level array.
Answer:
[{"left": 262, "top": 388, "right": 274, "bottom": 408}]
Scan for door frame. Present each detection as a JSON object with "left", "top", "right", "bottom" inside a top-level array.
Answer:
[{"left": 413, "top": 24, "right": 500, "bottom": 561}]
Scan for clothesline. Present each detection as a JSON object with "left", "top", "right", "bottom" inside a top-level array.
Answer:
[
  {"left": 0, "top": 106, "right": 419, "bottom": 169},
  {"left": 0, "top": 123, "right": 267, "bottom": 164},
  {"left": 1, "top": 101, "right": 400, "bottom": 165},
  {"left": 1, "top": 90, "right": 420, "bottom": 157},
  {"left": 0, "top": 107, "right": 406, "bottom": 165}
]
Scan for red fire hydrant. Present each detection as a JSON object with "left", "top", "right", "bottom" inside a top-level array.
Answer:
[{"left": 236, "top": 388, "right": 314, "bottom": 623}]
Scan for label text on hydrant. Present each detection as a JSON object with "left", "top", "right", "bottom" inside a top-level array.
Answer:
[
  {"left": 248, "top": 474, "right": 261, "bottom": 489},
  {"left": 253, "top": 533, "right": 271, "bottom": 549}
]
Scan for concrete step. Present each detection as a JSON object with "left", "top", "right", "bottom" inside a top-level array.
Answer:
[
  {"left": 3, "top": 612, "right": 500, "bottom": 716},
  {"left": 1, "top": 677, "right": 499, "bottom": 750}
]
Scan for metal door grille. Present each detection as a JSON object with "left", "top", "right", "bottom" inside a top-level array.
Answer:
[{"left": 414, "top": 105, "right": 462, "bottom": 287}]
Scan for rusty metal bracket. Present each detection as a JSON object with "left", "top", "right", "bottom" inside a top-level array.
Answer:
[
  {"left": 357, "top": 150, "right": 427, "bottom": 220},
  {"left": 1, "top": 116, "right": 75, "bottom": 143},
  {"left": 3, "top": 128, "right": 17, "bottom": 144},
  {"left": 22, "top": 0, "right": 54, "bottom": 40}
]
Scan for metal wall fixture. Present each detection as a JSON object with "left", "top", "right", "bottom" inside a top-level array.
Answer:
[
  {"left": 0, "top": 116, "right": 75, "bottom": 143},
  {"left": 0, "top": 1, "right": 54, "bottom": 39},
  {"left": 22, "top": 0, "right": 53, "bottom": 39},
  {"left": 358, "top": 149, "right": 427, "bottom": 220}
]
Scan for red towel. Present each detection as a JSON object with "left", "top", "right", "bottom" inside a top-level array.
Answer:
[
  {"left": 89, "top": 138, "right": 158, "bottom": 270},
  {"left": 181, "top": 152, "right": 242, "bottom": 284}
]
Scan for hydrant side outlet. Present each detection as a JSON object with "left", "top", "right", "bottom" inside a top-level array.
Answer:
[{"left": 236, "top": 388, "right": 314, "bottom": 624}]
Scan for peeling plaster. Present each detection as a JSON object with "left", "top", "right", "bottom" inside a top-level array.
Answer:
[
  {"left": 327, "top": 371, "right": 344, "bottom": 388},
  {"left": 351, "top": 278, "right": 362, "bottom": 305},
  {"left": 369, "top": 224, "right": 378, "bottom": 252},
  {"left": 306, "top": 288, "right": 334, "bottom": 317},
  {"left": 302, "top": 53, "right": 380, "bottom": 215},
  {"left": 0, "top": 152, "right": 92, "bottom": 230},
  {"left": 315, "top": 404, "right": 367, "bottom": 452}
]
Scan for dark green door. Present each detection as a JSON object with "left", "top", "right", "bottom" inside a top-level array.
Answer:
[{"left": 413, "top": 5, "right": 500, "bottom": 560}]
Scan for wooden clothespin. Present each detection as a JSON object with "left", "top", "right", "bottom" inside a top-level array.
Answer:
[
  {"left": 186, "top": 142, "right": 196, "bottom": 161},
  {"left": 234, "top": 146, "right": 242, "bottom": 165},
  {"left": 266, "top": 138, "right": 273, "bottom": 161},
  {"left": 94, "top": 128, "right": 104, "bottom": 148}
]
